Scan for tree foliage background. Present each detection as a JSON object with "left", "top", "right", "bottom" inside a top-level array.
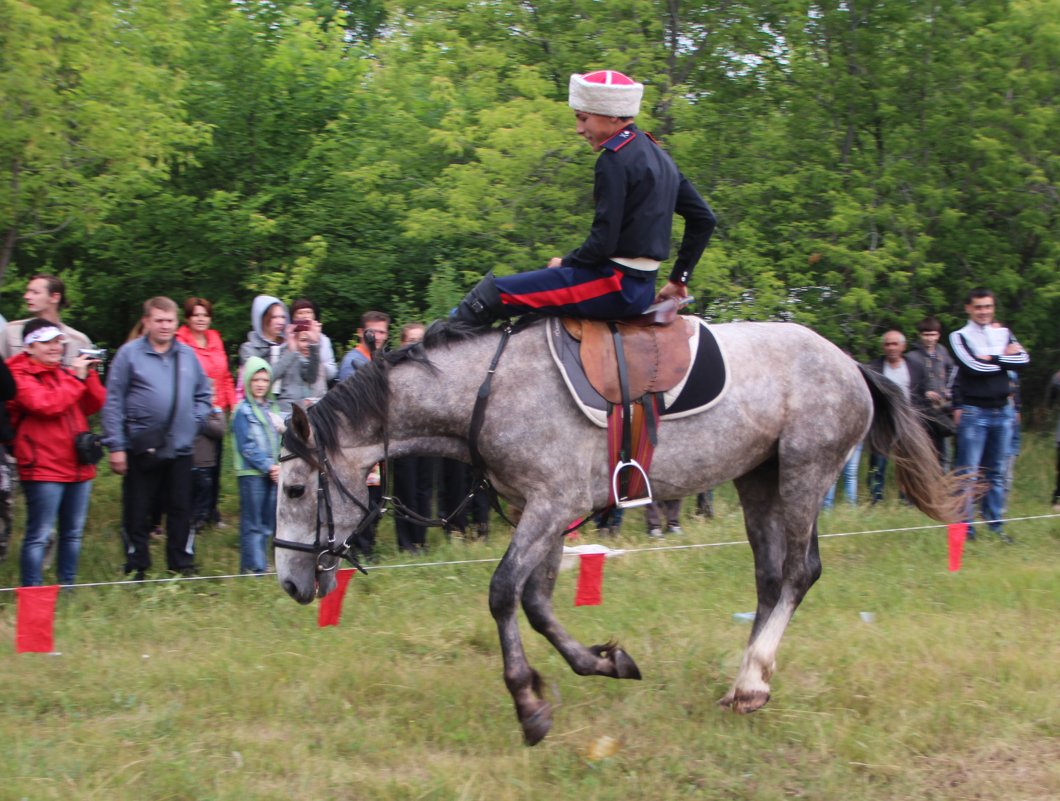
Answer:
[{"left": 2, "top": 0, "right": 1057, "bottom": 397}]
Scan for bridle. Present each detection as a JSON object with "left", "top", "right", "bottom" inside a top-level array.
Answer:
[
  {"left": 273, "top": 322, "right": 520, "bottom": 574},
  {"left": 273, "top": 438, "right": 378, "bottom": 575}
]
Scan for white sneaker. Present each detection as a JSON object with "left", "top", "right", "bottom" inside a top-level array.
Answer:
[
  {"left": 648, "top": 527, "right": 664, "bottom": 539},
  {"left": 667, "top": 525, "right": 683, "bottom": 535}
]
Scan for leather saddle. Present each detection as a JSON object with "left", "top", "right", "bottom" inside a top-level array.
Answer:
[{"left": 561, "top": 299, "right": 694, "bottom": 405}]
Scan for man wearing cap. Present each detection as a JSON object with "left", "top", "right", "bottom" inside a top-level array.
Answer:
[
  {"left": 451, "top": 70, "right": 716, "bottom": 325},
  {"left": 0, "top": 274, "right": 93, "bottom": 366}
]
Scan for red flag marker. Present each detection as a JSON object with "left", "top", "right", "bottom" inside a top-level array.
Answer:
[
  {"left": 15, "top": 585, "right": 60, "bottom": 653},
  {"left": 947, "top": 523, "right": 967, "bottom": 572},
  {"left": 317, "top": 569, "right": 356, "bottom": 627},
  {"left": 575, "top": 552, "right": 605, "bottom": 606}
]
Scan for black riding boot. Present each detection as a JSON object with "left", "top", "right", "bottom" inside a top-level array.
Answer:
[{"left": 450, "top": 271, "right": 504, "bottom": 328}]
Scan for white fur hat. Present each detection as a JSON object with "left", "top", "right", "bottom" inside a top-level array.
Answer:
[{"left": 568, "top": 70, "right": 643, "bottom": 118}]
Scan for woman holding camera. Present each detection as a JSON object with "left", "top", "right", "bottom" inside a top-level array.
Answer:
[
  {"left": 272, "top": 317, "right": 326, "bottom": 412},
  {"left": 6, "top": 318, "right": 105, "bottom": 586}
]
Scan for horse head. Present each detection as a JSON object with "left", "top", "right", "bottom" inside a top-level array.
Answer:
[{"left": 275, "top": 402, "right": 374, "bottom": 604}]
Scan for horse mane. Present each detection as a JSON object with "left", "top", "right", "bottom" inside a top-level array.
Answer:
[{"left": 281, "top": 318, "right": 495, "bottom": 460}]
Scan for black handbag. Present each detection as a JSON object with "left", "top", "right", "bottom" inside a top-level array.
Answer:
[
  {"left": 74, "top": 431, "right": 104, "bottom": 465},
  {"left": 128, "top": 428, "right": 166, "bottom": 466},
  {"left": 128, "top": 352, "right": 180, "bottom": 466}
]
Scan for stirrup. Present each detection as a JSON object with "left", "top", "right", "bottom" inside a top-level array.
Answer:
[{"left": 611, "top": 459, "right": 653, "bottom": 509}]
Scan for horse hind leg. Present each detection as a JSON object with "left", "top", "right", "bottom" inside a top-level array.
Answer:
[
  {"left": 520, "top": 535, "right": 642, "bottom": 680},
  {"left": 721, "top": 457, "right": 823, "bottom": 713}
]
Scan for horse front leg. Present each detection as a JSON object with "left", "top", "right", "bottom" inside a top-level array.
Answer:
[
  {"left": 520, "top": 532, "right": 641, "bottom": 681},
  {"left": 488, "top": 506, "right": 572, "bottom": 746}
]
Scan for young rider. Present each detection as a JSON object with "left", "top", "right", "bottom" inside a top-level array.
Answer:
[{"left": 451, "top": 70, "right": 717, "bottom": 326}]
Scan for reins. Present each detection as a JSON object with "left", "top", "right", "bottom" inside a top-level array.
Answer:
[{"left": 274, "top": 319, "right": 525, "bottom": 571}]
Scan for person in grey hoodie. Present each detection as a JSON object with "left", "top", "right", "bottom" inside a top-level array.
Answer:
[
  {"left": 238, "top": 295, "right": 324, "bottom": 413},
  {"left": 238, "top": 294, "right": 289, "bottom": 369}
]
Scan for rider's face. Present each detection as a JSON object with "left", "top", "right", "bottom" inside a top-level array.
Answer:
[{"left": 574, "top": 111, "right": 626, "bottom": 151}]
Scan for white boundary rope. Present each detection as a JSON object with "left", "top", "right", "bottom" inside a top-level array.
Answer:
[{"left": 0, "top": 513, "right": 1056, "bottom": 594}]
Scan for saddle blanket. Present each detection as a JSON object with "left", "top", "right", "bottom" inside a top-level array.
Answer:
[{"left": 545, "top": 315, "right": 729, "bottom": 428}]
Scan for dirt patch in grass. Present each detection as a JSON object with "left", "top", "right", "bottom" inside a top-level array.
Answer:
[{"left": 916, "top": 738, "right": 1059, "bottom": 800}]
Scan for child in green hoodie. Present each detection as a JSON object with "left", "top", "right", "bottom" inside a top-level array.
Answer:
[{"left": 232, "top": 356, "right": 283, "bottom": 573}]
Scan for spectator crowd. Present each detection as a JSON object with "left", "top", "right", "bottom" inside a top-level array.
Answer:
[
  {"left": 0, "top": 275, "right": 505, "bottom": 586},
  {"left": 0, "top": 276, "right": 1053, "bottom": 587}
]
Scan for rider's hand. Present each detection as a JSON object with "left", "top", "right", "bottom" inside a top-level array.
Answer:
[
  {"left": 654, "top": 280, "right": 688, "bottom": 304},
  {"left": 547, "top": 257, "right": 563, "bottom": 268}
]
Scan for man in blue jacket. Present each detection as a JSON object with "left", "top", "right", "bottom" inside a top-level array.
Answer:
[
  {"left": 102, "top": 297, "right": 212, "bottom": 578},
  {"left": 451, "top": 70, "right": 716, "bottom": 325}
]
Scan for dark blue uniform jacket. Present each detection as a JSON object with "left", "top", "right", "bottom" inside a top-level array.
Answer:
[{"left": 564, "top": 124, "right": 716, "bottom": 286}]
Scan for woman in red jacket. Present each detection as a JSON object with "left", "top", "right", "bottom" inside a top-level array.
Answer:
[
  {"left": 7, "top": 319, "right": 106, "bottom": 586},
  {"left": 176, "top": 297, "right": 236, "bottom": 530}
]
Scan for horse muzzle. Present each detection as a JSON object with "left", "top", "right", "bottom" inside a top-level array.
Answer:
[
  {"left": 277, "top": 548, "right": 341, "bottom": 605},
  {"left": 276, "top": 549, "right": 318, "bottom": 605}
]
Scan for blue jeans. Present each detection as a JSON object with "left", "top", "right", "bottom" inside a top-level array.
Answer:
[
  {"left": 867, "top": 451, "right": 889, "bottom": 504},
  {"left": 955, "top": 405, "right": 1011, "bottom": 532},
  {"left": 20, "top": 480, "right": 93, "bottom": 586},
  {"left": 1002, "top": 404, "right": 1020, "bottom": 514},
  {"left": 238, "top": 475, "right": 275, "bottom": 573},
  {"left": 823, "top": 443, "right": 862, "bottom": 510}
]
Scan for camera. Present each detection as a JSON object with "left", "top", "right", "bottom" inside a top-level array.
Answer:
[
  {"left": 78, "top": 347, "right": 107, "bottom": 362},
  {"left": 292, "top": 321, "right": 311, "bottom": 333},
  {"left": 363, "top": 329, "right": 376, "bottom": 347}
]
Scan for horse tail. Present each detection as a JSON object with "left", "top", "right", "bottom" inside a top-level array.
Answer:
[{"left": 858, "top": 364, "right": 962, "bottom": 523}]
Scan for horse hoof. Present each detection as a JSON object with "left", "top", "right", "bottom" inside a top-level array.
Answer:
[
  {"left": 589, "top": 642, "right": 642, "bottom": 680},
  {"left": 612, "top": 648, "right": 642, "bottom": 680},
  {"left": 718, "top": 689, "right": 770, "bottom": 714},
  {"left": 521, "top": 703, "right": 553, "bottom": 746}
]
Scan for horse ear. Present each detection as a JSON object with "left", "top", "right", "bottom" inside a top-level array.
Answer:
[{"left": 290, "top": 402, "right": 312, "bottom": 443}]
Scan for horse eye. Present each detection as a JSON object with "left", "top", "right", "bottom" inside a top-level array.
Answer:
[{"left": 285, "top": 484, "right": 306, "bottom": 499}]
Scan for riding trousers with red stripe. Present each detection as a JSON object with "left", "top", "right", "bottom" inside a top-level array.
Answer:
[{"left": 495, "top": 263, "right": 656, "bottom": 319}]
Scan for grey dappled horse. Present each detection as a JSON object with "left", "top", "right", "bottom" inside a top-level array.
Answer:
[{"left": 275, "top": 319, "right": 956, "bottom": 745}]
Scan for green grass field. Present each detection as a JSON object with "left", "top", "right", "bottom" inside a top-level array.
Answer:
[{"left": 0, "top": 435, "right": 1057, "bottom": 800}]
